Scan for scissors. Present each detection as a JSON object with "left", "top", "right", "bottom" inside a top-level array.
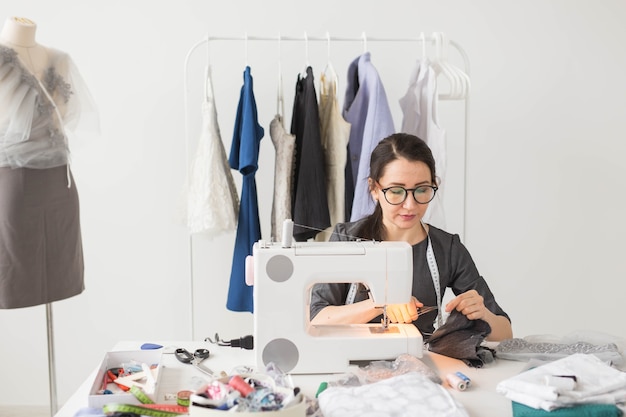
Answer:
[
  {"left": 417, "top": 306, "right": 438, "bottom": 316},
  {"left": 175, "top": 348, "right": 213, "bottom": 376}
]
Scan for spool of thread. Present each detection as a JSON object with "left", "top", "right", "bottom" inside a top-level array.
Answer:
[
  {"left": 282, "top": 219, "right": 294, "bottom": 248},
  {"left": 228, "top": 375, "right": 254, "bottom": 397},
  {"left": 446, "top": 373, "right": 467, "bottom": 391},
  {"left": 177, "top": 390, "right": 192, "bottom": 407},
  {"left": 455, "top": 372, "right": 471, "bottom": 388}
]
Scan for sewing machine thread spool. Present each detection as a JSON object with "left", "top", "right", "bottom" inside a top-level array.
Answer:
[
  {"left": 228, "top": 375, "right": 254, "bottom": 397},
  {"left": 446, "top": 373, "right": 468, "bottom": 391},
  {"left": 282, "top": 219, "right": 294, "bottom": 248},
  {"left": 455, "top": 372, "right": 471, "bottom": 387}
]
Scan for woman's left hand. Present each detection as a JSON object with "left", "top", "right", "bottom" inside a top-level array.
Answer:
[{"left": 445, "top": 289, "right": 488, "bottom": 321}]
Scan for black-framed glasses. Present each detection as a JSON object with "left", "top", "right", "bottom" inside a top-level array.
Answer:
[{"left": 381, "top": 185, "right": 438, "bottom": 205}]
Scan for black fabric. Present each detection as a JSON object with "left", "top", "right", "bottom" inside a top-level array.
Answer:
[
  {"left": 310, "top": 219, "right": 511, "bottom": 337},
  {"left": 427, "top": 310, "right": 494, "bottom": 368},
  {"left": 290, "top": 67, "right": 330, "bottom": 241}
]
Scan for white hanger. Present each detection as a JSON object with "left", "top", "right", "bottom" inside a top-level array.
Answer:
[
  {"left": 432, "top": 32, "right": 465, "bottom": 99},
  {"left": 436, "top": 32, "right": 470, "bottom": 100},
  {"left": 204, "top": 36, "right": 213, "bottom": 102},
  {"left": 443, "top": 32, "right": 468, "bottom": 98},
  {"left": 204, "top": 65, "right": 214, "bottom": 102},
  {"left": 244, "top": 31, "right": 249, "bottom": 67},
  {"left": 322, "top": 31, "right": 338, "bottom": 96},
  {"left": 277, "top": 32, "right": 285, "bottom": 122},
  {"left": 362, "top": 31, "right": 368, "bottom": 53},
  {"left": 420, "top": 31, "right": 426, "bottom": 61},
  {"left": 301, "top": 31, "right": 310, "bottom": 77}
]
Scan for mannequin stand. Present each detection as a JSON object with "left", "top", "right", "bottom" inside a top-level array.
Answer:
[{"left": 46, "top": 303, "right": 58, "bottom": 416}]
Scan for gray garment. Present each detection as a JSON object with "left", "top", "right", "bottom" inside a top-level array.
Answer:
[
  {"left": 309, "top": 219, "right": 510, "bottom": 336},
  {"left": 0, "top": 165, "right": 84, "bottom": 308},
  {"left": 427, "top": 309, "right": 494, "bottom": 368}
]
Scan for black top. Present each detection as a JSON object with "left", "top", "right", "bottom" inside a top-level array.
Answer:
[
  {"left": 290, "top": 67, "right": 330, "bottom": 240},
  {"left": 309, "top": 219, "right": 511, "bottom": 336}
]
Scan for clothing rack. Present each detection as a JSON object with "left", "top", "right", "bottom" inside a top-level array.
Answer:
[{"left": 182, "top": 33, "right": 470, "bottom": 339}]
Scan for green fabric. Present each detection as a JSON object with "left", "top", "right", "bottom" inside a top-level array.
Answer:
[{"left": 512, "top": 401, "right": 622, "bottom": 417}]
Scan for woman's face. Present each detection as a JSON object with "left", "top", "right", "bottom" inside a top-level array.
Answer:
[{"left": 370, "top": 157, "right": 434, "bottom": 233}]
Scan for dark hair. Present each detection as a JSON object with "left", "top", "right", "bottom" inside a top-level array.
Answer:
[{"left": 357, "top": 133, "right": 437, "bottom": 240}]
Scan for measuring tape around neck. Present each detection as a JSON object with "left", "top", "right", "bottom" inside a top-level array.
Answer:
[{"left": 425, "top": 233, "right": 443, "bottom": 329}]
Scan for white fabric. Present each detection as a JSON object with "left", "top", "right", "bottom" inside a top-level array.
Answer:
[
  {"left": 399, "top": 58, "right": 447, "bottom": 229},
  {"left": 496, "top": 353, "right": 626, "bottom": 411},
  {"left": 316, "top": 64, "right": 350, "bottom": 241},
  {"left": 269, "top": 114, "right": 295, "bottom": 242},
  {"left": 0, "top": 44, "right": 98, "bottom": 169},
  {"left": 318, "top": 371, "right": 468, "bottom": 417},
  {"left": 182, "top": 67, "right": 238, "bottom": 236}
]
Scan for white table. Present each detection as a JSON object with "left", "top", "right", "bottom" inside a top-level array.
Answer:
[{"left": 55, "top": 340, "right": 527, "bottom": 417}]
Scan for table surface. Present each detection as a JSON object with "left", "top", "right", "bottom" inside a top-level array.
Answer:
[{"left": 55, "top": 340, "right": 527, "bottom": 417}]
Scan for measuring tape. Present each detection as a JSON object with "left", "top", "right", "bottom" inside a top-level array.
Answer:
[
  {"left": 102, "top": 403, "right": 187, "bottom": 417},
  {"left": 130, "top": 385, "right": 155, "bottom": 405},
  {"left": 346, "top": 282, "right": 359, "bottom": 304},
  {"left": 425, "top": 232, "right": 443, "bottom": 329}
]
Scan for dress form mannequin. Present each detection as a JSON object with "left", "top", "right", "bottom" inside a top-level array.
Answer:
[
  {"left": 0, "top": 16, "right": 48, "bottom": 77},
  {"left": 0, "top": 16, "right": 74, "bottom": 415}
]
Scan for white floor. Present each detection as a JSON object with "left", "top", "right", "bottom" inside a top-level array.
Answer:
[{"left": 0, "top": 406, "right": 51, "bottom": 417}]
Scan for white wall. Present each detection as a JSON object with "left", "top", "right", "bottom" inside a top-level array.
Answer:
[{"left": 1, "top": 0, "right": 625, "bottom": 408}]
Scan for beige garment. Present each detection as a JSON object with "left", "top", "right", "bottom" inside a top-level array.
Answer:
[
  {"left": 316, "top": 67, "right": 351, "bottom": 241},
  {"left": 269, "top": 115, "right": 295, "bottom": 242}
]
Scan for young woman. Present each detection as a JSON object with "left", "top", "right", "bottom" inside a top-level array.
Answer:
[{"left": 310, "top": 133, "right": 512, "bottom": 341}]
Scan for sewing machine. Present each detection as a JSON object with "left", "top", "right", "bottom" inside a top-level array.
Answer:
[{"left": 249, "top": 233, "right": 423, "bottom": 374}]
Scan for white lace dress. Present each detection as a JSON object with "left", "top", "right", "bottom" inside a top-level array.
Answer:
[{"left": 183, "top": 67, "right": 238, "bottom": 236}]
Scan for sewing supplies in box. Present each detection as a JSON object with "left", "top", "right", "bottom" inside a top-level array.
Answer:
[
  {"left": 189, "top": 372, "right": 306, "bottom": 416},
  {"left": 88, "top": 350, "right": 162, "bottom": 408}
]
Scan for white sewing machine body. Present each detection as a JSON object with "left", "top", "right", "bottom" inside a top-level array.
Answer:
[{"left": 251, "top": 239, "right": 423, "bottom": 374}]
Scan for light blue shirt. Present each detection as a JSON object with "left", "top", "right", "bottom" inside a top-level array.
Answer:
[{"left": 342, "top": 53, "right": 395, "bottom": 221}]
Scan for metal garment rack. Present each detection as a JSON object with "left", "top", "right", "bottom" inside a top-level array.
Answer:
[{"left": 182, "top": 33, "right": 470, "bottom": 340}]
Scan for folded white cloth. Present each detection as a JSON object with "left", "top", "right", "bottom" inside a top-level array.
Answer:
[
  {"left": 496, "top": 353, "right": 626, "bottom": 411},
  {"left": 318, "top": 371, "right": 468, "bottom": 417}
]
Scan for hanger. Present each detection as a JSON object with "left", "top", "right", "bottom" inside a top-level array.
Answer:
[
  {"left": 445, "top": 32, "right": 470, "bottom": 98},
  {"left": 444, "top": 33, "right": 470, "bottom": 99},
  {"left": 362, "top": 31, "right": 368, "bottom": 53},
  {"left": 420, "top": 31, "right": 426, "bottom": 61},
  {"left": 244, "top": 31, "right": 249, "bottom": 67},
  {"left": 322, "top": 31, "right": 338, "bottom": 97},
  {"left": 301, "top": 31, "right": 310, "bottom": 77},
  {"left": 432, "top": 32, "right": 466, "bottom": 100},
  {"left": 204, "top": 65, "right": 215, "bottom": 102},
  {"left": 204, "top": 36, "right": 214, "bottom": 102},
  {"left": 277, "top": 32, "right": 285, "bottom": 122}
]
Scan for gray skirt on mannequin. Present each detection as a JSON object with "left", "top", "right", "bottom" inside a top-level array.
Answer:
[{"left": 0, "top": 165, "right": 84, "bottom": 309}]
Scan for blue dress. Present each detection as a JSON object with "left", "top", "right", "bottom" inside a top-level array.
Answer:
[{"left": 227, "top": 66, "right": 264, "bottom": 312}]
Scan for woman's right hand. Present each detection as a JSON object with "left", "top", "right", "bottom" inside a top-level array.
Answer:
[{"left": 385, "top": 296, "right": 423, "bottom": 323}]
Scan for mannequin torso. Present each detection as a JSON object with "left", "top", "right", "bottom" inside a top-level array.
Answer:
[{"left": 0, "top": 16, "right": 49, "bottom": 78}]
